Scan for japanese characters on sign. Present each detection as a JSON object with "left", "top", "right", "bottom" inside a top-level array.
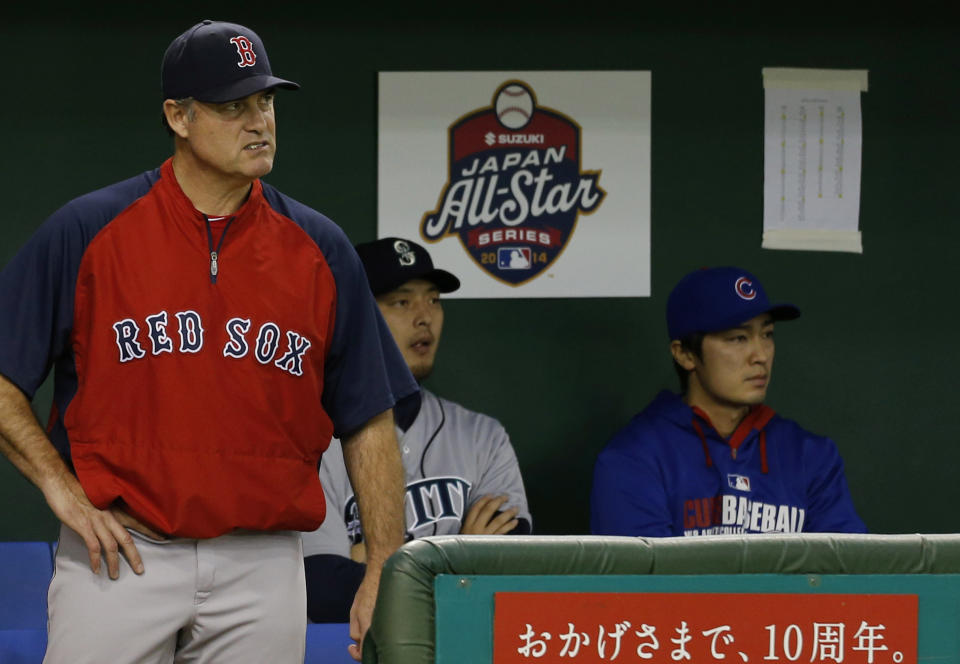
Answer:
[{"left": 494, "top": 593, "right": 917, "bottom": 663}]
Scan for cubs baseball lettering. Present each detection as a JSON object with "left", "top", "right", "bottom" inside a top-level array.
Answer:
[
  {"left": 112, "top": 311, "right": 312, "bottom": 376},
  {"left": 683, "top": 494, "right": 806, "bottom": 536},
  {"left": 421, "top": 80, "right": 606, "bottom": 286}
]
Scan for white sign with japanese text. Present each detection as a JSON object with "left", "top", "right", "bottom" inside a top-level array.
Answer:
[{"left": 762, "top": 68, "right": 868, "bottom": 253}]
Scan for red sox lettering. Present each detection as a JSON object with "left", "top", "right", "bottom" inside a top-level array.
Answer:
[{"left": 112, "top": 311, "right": 312, "bottom": 376}]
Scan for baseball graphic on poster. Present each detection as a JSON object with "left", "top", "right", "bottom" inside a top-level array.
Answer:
[
  {"left": 377, "top": 70, "right": 653, "bottom": 298},
  {"left": 495, "top": 82, "right": 534, "bottom": 130}
]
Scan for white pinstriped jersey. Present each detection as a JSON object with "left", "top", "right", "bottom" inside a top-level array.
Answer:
[{"left": 302, "top": 388, "right": 530, "bottom": 557}]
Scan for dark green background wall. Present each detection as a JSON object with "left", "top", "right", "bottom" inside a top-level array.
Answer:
[{"left": 1, "top": 4, "right": 957, "bottom": 540}]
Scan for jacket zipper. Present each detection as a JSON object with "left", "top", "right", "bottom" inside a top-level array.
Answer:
[{"left": 204, "top": 215, "right": 234, "bottom": 284}]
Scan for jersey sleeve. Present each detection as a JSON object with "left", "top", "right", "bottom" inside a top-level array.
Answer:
[
  {"left": 311, "top": 221, "right": 420, "bottom": 438},
  {"left": 0, "top": 205, "right": 88, "bottom": 398},
  {"left": 469, "top": 412, "right": 532, "bottom": 530},
  {"left": 590, "top": 431, "right": 674, "bottom": 537},
  {"left": 301, "top": 438, "right": 353, "bottom": 558},
  {"left": 803, "top": 435, "right": 868, "bottom": 533},
  {"left": 261, "top": 187, "right": 421, "bottom": 437},
  {"left": 0, "top": 170, "right": 154, "bottom": 402}
]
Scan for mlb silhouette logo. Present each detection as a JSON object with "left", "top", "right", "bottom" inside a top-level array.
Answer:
[
  {"left": 728, "top": 474, "right": 751, "bottom": 491},
  {"left": 497, "top": 247, "right": 532, "bottom": 270}
]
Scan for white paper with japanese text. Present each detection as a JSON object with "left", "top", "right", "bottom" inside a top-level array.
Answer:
[{"left": 762, "top": 68, "right": 868, "bottom": 253}]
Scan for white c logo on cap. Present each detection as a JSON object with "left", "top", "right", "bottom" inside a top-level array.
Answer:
[{"left": 735, "top": 277, "right": 756, "bottom": 300}]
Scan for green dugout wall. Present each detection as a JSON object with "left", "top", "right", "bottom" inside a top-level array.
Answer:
[
  {"left": 363, "top": 534, "right": 960, "bottom": 663},
  {"left": 1, "top": 6, "right": 958, "bottom": 539}
]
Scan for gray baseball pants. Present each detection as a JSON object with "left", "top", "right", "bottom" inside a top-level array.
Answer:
[{"left": 44, "top": 524, "right": 306, "bottom": 663}]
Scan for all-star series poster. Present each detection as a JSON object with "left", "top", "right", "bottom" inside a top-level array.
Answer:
[{"left": 378, "top": 71, "right": 651, "bottom": 298}]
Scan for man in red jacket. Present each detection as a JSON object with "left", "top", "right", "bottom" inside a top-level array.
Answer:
[{"left": 0, "top": 20, "right": 414, "bottom": 663}]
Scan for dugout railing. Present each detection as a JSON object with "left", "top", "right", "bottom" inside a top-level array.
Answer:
[{"left": 361, "top": 533, "right": 960, "bottom": 664}]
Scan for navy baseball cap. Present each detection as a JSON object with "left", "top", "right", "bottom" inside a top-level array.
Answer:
[
  {"left": 666, "top": 266, "right": 800, "bottom": 339},
  {"left": 161, "top": 20, "right": 299, "bottom": 103},
  {"left": 355, "top": 238, "right": 460, "bottom": 296}
]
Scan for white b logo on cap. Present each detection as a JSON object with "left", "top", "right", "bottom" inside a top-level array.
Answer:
[{"left": 394, "top": 240, "right": 416, "bottom": 267}]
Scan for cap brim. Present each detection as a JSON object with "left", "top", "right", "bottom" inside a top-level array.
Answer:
[
  {"left": 195, "top": 75, "right": 300, "bottom": 103},
  {"left": 423, "top": 269, "right": 460, "bottom": 294},
  {"left": 706, "top": 302, "right": 801, "bottom": 333},
  {"left": 768, "top": 303, "right": 801, "bottom": 322},
  {"left": 369, "top": 267, "right": 461, "bottom": 296}
]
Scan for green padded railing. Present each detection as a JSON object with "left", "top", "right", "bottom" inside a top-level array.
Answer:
[{"left": 362, "top": 533, "right": 960, "bottom": 663}]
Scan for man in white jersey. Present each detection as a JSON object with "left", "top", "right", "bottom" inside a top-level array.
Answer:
[{"left": 302, "top": 237, "right": 532, "bottom": 622}]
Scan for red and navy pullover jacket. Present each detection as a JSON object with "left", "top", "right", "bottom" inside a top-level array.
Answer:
[
  {"left": 590, "top": 390, "right": 866, "bottom": 537},
  {"left": 0, "top": 158, "right": 418, "bottom": 538}
]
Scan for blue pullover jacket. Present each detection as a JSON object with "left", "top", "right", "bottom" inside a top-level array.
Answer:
[{"left": 590, "top": 391, "right": 866, "bottom": 537}]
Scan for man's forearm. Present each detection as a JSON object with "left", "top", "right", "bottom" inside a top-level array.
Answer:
[
  {"left": 341, "top": 408, "right": 405, "bottom": 659},
  {"left": 0, "top": 373, "right": 150, "bottom": 578},
  {"left": 341, "top": 408, "right": 405, "bottom": 568},
  {"left": 0, "top": 372, "right": 73, "bottom": 499}
]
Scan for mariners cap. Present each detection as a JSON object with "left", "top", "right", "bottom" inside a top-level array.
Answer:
[
  {"left": 666, "top": 266, "right": 800, "bottom": 339},
  {"left": 161, "top": 20, "right": 299, "bottom": 103},
  {"left": 355, "top": 237, "right": 460, "bottom": 296}
]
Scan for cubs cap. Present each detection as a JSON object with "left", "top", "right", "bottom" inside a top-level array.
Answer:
[
  {"left": 355, "top": 237, "right": 460, "bottom": 296},
  {"left": 162, "top": 20, "right": 299, "bottom": 103},
  {"left": 666, "top": 266, "right": 800, "bottom": 339}
]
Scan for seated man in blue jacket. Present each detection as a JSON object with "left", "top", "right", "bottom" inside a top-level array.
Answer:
[{"left": 591, "top": 266, "right": 866, "bottom": 537}]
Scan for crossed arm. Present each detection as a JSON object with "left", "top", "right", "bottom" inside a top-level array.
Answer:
[{"left": 348, "top": 491, "right": 521, "bottom": 564}]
